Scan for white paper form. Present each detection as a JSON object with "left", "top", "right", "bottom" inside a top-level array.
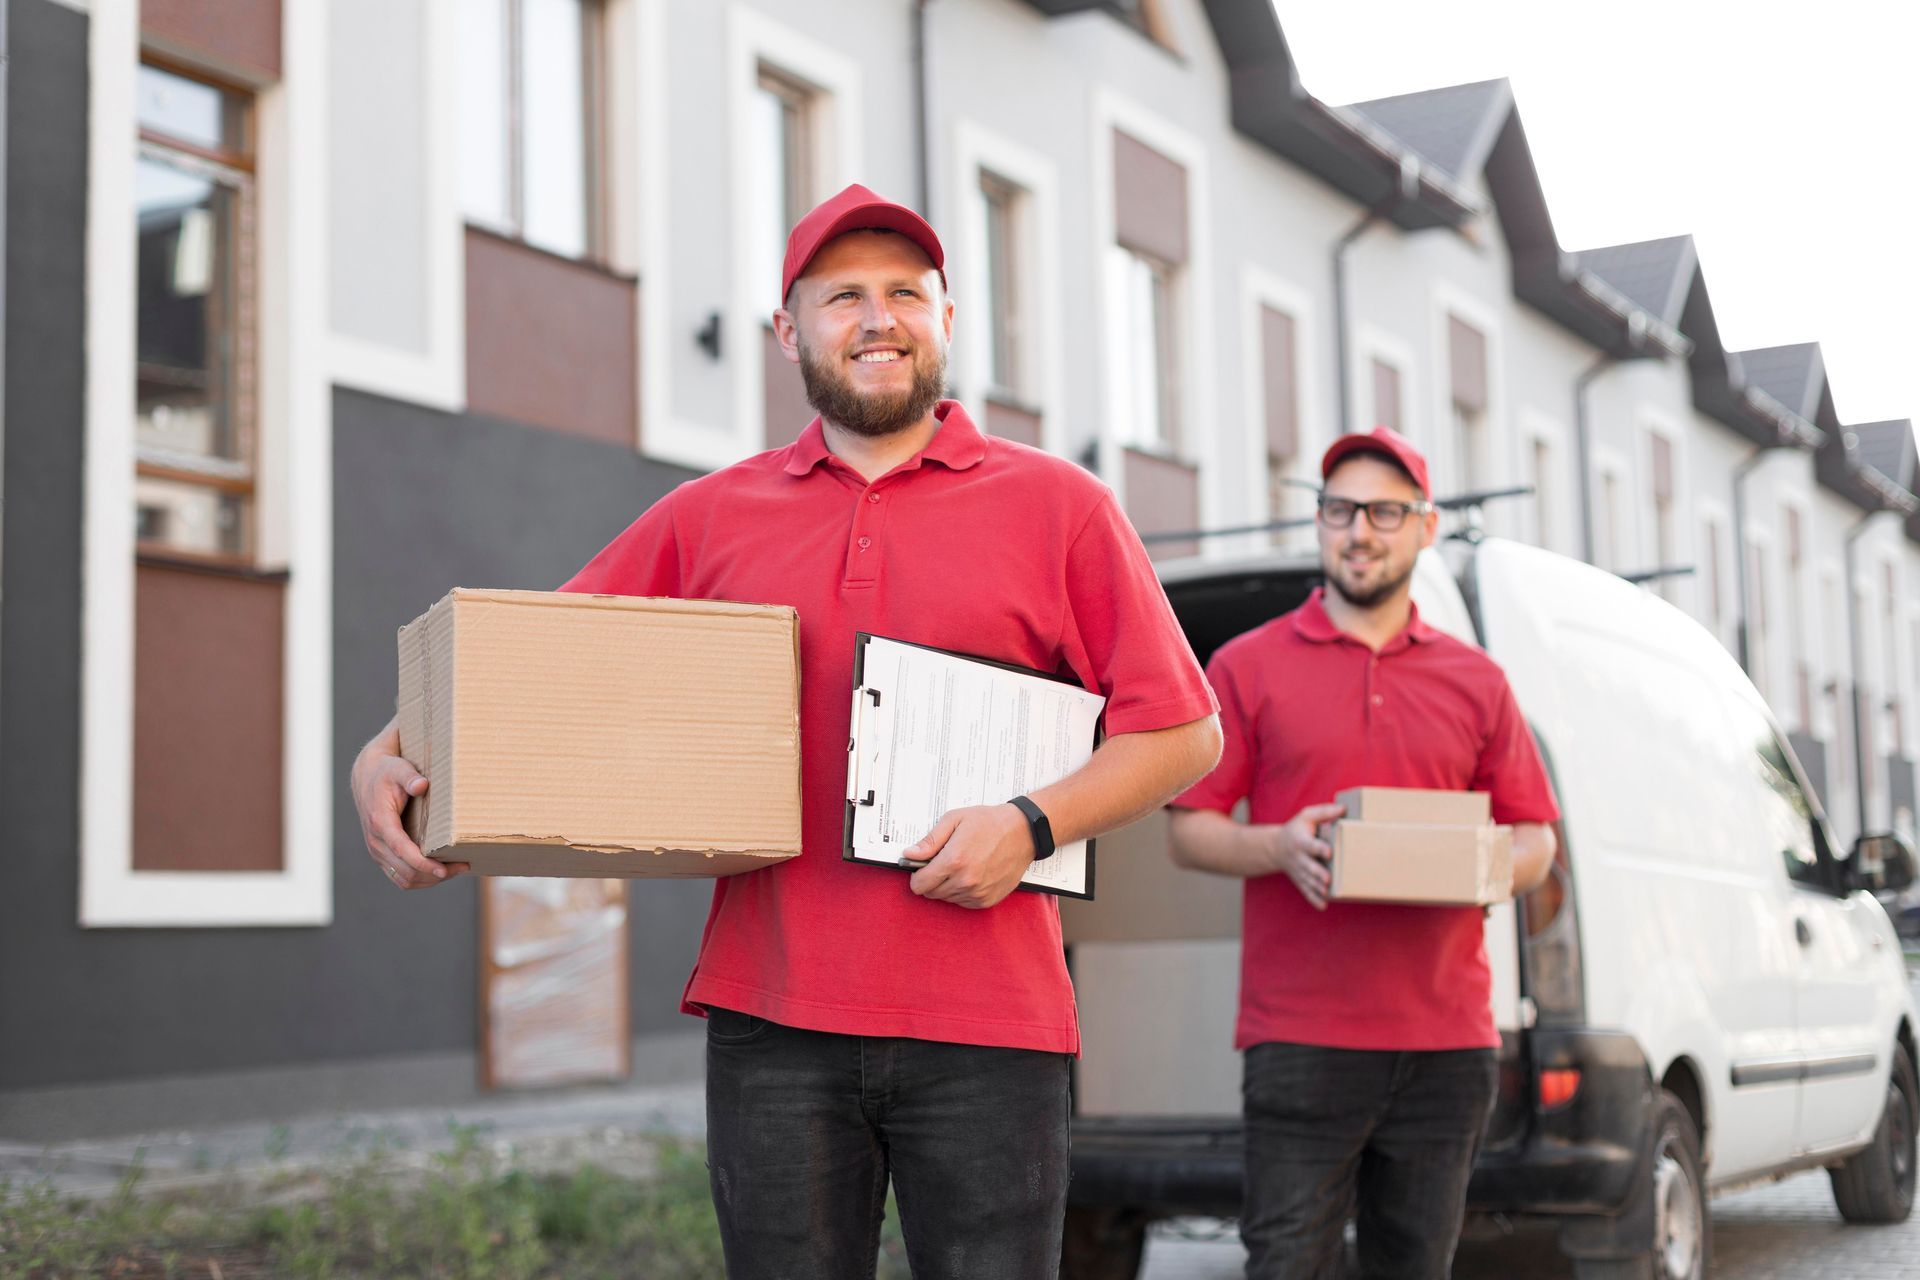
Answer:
[{"left": 844, "top": 635, "right": 1106, "bottom": 898}]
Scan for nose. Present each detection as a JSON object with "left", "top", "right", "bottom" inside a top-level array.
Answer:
[{"left": 859, "top": 292, "right": 898, "bottom": 333}]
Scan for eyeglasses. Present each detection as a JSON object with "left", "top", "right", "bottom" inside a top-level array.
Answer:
[{"left": 1316, "top": 496, "right": 1433, "bottom": 531}]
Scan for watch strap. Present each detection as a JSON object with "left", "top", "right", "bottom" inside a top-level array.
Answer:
[{"left": 1008, "top": 794, "right": 1056, "bottom": 862}]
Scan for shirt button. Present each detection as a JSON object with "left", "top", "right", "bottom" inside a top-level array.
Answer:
[
  {"left": 867, "top": 492, "right": 881, "bottom": 503},
  {"left": 857, "top": 536, "right": 872, "bottom": 550}
]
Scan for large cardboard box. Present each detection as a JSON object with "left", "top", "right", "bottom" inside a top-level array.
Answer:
[
  {"left": 397, "top": 589, "right": 803, "bottom": 877},
  {"left": 1329, "top": 820, "right": 1513, "bottom": 906}
]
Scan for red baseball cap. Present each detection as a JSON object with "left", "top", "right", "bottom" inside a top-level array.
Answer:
[
  {"left": 780, "top": 183, "right": 947, "bottom": 303},
  {"left": 1321, "top": 427, "right": 1431, "bottom": 499}
]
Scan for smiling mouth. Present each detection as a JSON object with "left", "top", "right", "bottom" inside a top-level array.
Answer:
[{"left": 853, "top": 350, "right": 906, "bottom": 364}]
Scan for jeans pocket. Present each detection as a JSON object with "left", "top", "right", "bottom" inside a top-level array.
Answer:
[{"left": 705, "top": 1005, "right": 774, "bottom": 1045}]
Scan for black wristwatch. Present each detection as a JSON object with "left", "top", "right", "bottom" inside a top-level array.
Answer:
[{"left": 1008, "top": 795, "right": 1056, "bottom": 862}]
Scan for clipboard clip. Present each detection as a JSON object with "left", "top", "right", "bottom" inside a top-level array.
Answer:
[{"left": 846, "top": 684, "right": 880, "bottom": 807}]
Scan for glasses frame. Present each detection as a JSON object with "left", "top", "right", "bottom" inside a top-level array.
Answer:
[{"left": 1315, "top": 495, "right": 1434, "bottom": 532}]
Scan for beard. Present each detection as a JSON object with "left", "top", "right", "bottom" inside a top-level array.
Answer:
[
  {"left": 1325, "top": 550, "right": 1417, "bottom": 609},
  {"left": 798, "top": 337, "right": 949, "bottom": 438}
]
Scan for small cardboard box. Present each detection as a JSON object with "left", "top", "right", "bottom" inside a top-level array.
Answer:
[
  {"left": 1334, "top": 786, "right": 1490, "bottom": 827},
  {"left": 1329, "top": 821, "right": 1513, "bottom": 906},
  {"left": 396, "top": 589, "right": 802, "bottom": 878}
]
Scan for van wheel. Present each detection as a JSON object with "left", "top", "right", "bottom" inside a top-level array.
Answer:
[
  {"left": 1829, "top": 1043, "right": 1918, "bottom": 1224},
  {"left": 1571, "top": 1090, "right": 1709, "bottom": 1280},
  {"left": 1059, "top": 1206, "right": 1149, "bottom": 1280}
]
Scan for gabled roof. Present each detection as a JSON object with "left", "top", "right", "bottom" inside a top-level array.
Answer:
[
  {"left": 1349, "top": 79, "right": 1511, "bottom": 184},
  {"left": 1733, "top": 343, "right": 1824, "bottom": 422},
  {"left": 1849, "top": 420, "right": 1917, "bottom": 500},
  {"left": 1572, "top": 237, "right": 1696, "bottom": 326},
  {"left": 1346, "top": 82, "right": 1688, "bottom": 360}
]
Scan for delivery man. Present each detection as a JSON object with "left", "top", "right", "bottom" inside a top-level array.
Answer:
[
  {"left": 349, "top": 184, "right": 1221, "bottom": 1280},
  {"left": 1167, "top": 427, "right": 1558, "bottom": 1280}
]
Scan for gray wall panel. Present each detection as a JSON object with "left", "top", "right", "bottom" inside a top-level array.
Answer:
[{"left": 0, "top": 0, "right": 90, "bottom": 1092}]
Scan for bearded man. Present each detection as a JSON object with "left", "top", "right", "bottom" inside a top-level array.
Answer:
[
  {"left": 1167, "top": 428, "right": 1560, "bottom": 1280},
  {"left": 349, "top": 184, "right": 1221, "bottom": 1279}
]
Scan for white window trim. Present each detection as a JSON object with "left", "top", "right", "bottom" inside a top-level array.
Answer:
[
  {"left": 1089, "top": 88, "right": 1215, "bottom": 533},
  {"left": 328, "top": 0, "right": 465, "bottom": 413},
  {"left": 1426, "top": 282, "right": 1505, "bottom": 508},
  {"left": 1350, "top": 322, "right": 1416, "bottom": 444},
  {"left": 1518, "top": 406, "right": 1568, "bottom": 556},
  {"left": 1592, "top": 442, "right": 1632, "bottom": 575},
  {"left": 1742, "top": 523, "right": 1778, "bottom": 705},
  {"left": 948, "top": 118, "right": 1066, "bottom": 456},
  {"left": 1819, "top": 558, "right": 1846, "bottom": 744},
  {"left": 1240, "top": 266, "right": 1319, "bottom": 557},
  {"left": 83, "top": 0, "right": 333, "bottom": 926},
  {"left": 1636, "top": 408, "right": 1686, "bottom": 595},
  {"left": 704, "top": 6, "right": 862, "bottom": 472}
]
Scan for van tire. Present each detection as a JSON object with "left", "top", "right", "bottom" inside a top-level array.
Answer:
[
  {"left": 1059, "top": 1206, "right": 1149, "bottom": 1280},
  {"left": 1570, "top": 1090, "right": 1708, "bottom": 1280},
  {"left": 1829, "top": 1042, "right": 1918, "bottom": 1224}
]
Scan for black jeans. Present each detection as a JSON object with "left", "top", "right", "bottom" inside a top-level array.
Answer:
[
  {"left": 703, "top": 1007, "right": 1071, "bottom": 1280},
  {"left": 1241, "top": 1042, "right": 1498, "bottom": 1280}
]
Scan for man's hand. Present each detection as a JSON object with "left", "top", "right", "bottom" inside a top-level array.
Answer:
[
  {"left": 904, "top": 803, "right": 1036, "bottom": 909},
  {"left": 350, "top": 731, "right": 468, "bottom": 890},
  {"left": 1262, "top": 802, "right": 1347, "bottom": 910}
]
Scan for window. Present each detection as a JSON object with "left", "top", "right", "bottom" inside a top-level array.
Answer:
[
  {"left": 1448, "top": 316, "right": 1488, "bottom": 495},
  {"left": 1261, "top": 305, "right": 1300, "bottom": 539},
  {"left": 1747, "top": 539, "right": 1769, "bottom": 699},
  {"left": 1529, "top": 435, "right": 1554, "bottom": 549},
  {"left": 1886, "top": 563, "right": 1902, "bottom": 752},
  {"left": 979, "top": 170, "right": 1024, "bottom": 397},
  {"left": 1370, "top": 358, "right": 1402, "bottom": 433},
  {"left": 1648, "top": 431, "right": 1675, "bottom": 600},
  {"left": 459, "top": 0, "right": 606, "bottom": 259},
  {"left": 1826, "top": 572, "right": 1851, "bottom": 791},
  {"left": 1786, "top": 508, "right": 1810, "bottom": 729},
  {"left": 756, "top": 66, "right": 817, "bottom": 306},
  {"left": 135, "top": 62, "right": 256, "bottom": 562},
  {"left": 1702, "top": 517, "right": 1723, "bottom": 630},
  {"left": 1120, "top": 250, "right": 1181, "bottom": 451}
]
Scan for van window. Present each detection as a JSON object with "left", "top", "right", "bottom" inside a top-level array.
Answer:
[{"left": 1724, "top": 692, "right": 1824, "bottom": 889}]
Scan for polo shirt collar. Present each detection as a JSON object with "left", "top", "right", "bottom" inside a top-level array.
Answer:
[
  {"left": 1292, "top": 586, "right": 1436, "bottom": 653},
  {"left": 781, "top": 400, "right": 988, "bottom": 476}
]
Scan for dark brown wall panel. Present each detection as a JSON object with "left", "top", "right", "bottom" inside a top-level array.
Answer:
[
  {"left": 142, "top": 0, "right": 281, "bottom": 81},
  {"left": 984, "top": 398, "right": 1042, "bottom": 448},
  {"left": 465, "top": 228, "right": 638, "bottom": 448},
  {"left": 1261, "top": 305, "right": 1298, "bottom": 461},
  {"left": 763, "top": 324, "right": 814, "bottom": 449},
  {"left": 1124, "top": 447, "right": 1200, "bottom": 561},
  {"left": 1113, "top": 130, "right": 1189, "bottom": 267},
  {"left": 133, "top": 562, "right": 285, "bottom": 872},
  {"left": 1448, "top": 315, "right": 1487, "bottom": 413}
]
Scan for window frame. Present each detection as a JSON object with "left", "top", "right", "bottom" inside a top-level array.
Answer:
[{"left": 133, "top": 57, "right": 261, "bottom": 568}]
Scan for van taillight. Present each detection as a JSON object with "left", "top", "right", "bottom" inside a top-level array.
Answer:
[{"left": 1539, "top": 1068, "right": 1582, "bottom": 1110}]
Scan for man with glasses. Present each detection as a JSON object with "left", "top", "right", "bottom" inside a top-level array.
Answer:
[{"left": 1167, "top": 428, "right": 1560, "bottom": 1279}]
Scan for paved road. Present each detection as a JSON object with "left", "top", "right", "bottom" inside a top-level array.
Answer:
[{"left": 1141, "top": 1168, "right": 1920, "bottom": 1278}]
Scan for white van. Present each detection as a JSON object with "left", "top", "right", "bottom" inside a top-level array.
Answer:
[{"left": 1059, "top": 534, "right": 1918, "bottom": 1280}]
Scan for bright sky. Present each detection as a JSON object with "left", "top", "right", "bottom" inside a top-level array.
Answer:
[{"left": 1271, "top": 0, "right": 1920, "bottom": 430}]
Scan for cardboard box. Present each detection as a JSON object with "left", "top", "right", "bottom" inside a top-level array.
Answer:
[
  {"left": 1329, "top": 820, "right": 1513, "bottom": 906},
  {"left": 397, "top": 589, "right": 802, "bottom": 878},
  {"left": 1335, "top": 786, "right": 1490, "bottom": 827}
]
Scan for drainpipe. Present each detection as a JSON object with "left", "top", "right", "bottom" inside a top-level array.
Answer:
[
  {"left": 912, "top": 0, "right": 932, "bottom": 215},
  {"left": 1332, "top": 155, "right": 1419, "bottom": 434},
  {"left": 1845, "top": 509, "right": 1880, "bottom": 839},
  {"left": 1730, "top": 444, "right": 1787, "bottom": 676},
  {"left": 1571, "top": 351, "right": 1614, "bottom": 566}
]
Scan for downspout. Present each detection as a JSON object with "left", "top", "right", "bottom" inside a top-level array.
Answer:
[
  {"left": 1845, "top": 509, "right": 1879, "bottom": 839},
  {"left": 1730, "top": 444, "right": 1787, "bottom": 676},
  {"left": 1571, "top": 351, "right": 1614, "bottom": 566},
  {"left": 1332, "top": 155, "right": 1419, "bottom": 434},
  {"left": 912, "top": 0, "right": 932, "bottom": 215}
]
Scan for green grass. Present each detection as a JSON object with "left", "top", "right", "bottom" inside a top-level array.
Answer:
[{"left": 0, "top": 1128, "right": 912, "bottom": 1279}]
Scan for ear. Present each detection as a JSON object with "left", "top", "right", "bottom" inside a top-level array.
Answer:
[
  {"left": 940, "top": 291, "right": 955, "bottom": 345},
  {"left": 772, "top": 306, "right": 801, "bottom": 365},
  {"left": 1418, "top": 506, "right": 1439, "bottom": 550}
]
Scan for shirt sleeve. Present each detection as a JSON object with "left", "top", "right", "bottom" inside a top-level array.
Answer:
[
  {"left": 1473, "top": 675, "right": 1561, "bottom": 825},
  {"left": 1171, "top": 650, "right": 1252, "bottom": 814},
  {"left": 558, "top": 491, "right": 683, "bottom": 597},
  {"left": 1058, "top": 490, "right": 1218, "bottom": 737}
]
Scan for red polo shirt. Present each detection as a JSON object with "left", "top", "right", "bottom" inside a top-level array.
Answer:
[
  {"left": 561, "top": 402, "right": 1215, "bottom": 1054},
  {"left": 1174, "top": 588, "right": 1558, "bottom": 1052}
]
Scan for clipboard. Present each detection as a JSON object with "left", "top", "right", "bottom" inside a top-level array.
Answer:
[{"left": 843, "top": 633, "right": 1104, "bottom": 900}]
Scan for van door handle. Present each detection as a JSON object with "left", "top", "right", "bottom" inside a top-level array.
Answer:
[{"left": 1795, "top": 918, "right": 1813, "bottom": 947}]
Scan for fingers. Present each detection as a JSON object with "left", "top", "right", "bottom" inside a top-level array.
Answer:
[
  {"left": 1300, "top": 802, "right": 1347, "bottom": 825},
  {"left": 358, "top": 760, "right": 448, "bottom": 890},
  {"left": 903, "top": 811, "right": 963, "bottom": 863},
  {"left": 1292, "top": 863, "right": 1331, "bottom": 911}
]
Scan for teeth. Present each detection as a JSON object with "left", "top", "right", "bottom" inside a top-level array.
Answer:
[{"left": 855, "top": 351, "right": 902, "bottom": 363}]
